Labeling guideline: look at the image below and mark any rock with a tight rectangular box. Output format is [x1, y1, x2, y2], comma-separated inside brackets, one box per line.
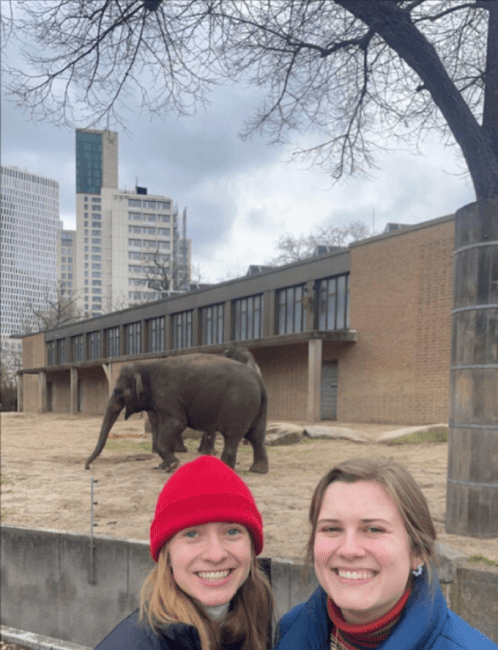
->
[266, 422, 306, 436]
[264, 423, 305, 446]
[265, 431, 303, 446]
[303, 425, 370, 443]
[377, 424, 448, 445]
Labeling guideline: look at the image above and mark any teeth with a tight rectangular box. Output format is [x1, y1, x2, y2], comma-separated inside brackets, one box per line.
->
[197, 570, 230, 579]
[337, 570, 375, 580]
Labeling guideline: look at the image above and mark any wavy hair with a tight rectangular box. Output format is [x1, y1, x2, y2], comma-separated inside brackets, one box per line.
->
[306, 457, 437, 584]
[139, 545, 274, 650]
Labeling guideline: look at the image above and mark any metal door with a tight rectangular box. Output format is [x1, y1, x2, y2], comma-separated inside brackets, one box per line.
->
[320, 361, 338, 420]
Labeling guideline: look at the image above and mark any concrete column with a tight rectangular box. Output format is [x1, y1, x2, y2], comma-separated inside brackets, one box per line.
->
[38, 371, 47, 413]
[307, 338, 322, 422]
[17, 374, 24, 412]
[446, 198, 498, 538]
[70, 367, 78, 415]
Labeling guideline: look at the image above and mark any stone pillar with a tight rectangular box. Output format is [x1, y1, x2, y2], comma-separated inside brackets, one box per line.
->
[17, 374, 24, 412]
[446, 199, 498, 538]
[38, 371, 47, 413]
[307, 338, 322, 422]
[70, 367, 78, 415]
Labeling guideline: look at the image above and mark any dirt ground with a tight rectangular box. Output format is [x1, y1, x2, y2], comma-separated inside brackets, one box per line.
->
[1, 412, 498, 565]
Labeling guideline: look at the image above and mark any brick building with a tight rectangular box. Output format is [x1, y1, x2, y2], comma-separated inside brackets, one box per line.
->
[17, 214, 454, 425]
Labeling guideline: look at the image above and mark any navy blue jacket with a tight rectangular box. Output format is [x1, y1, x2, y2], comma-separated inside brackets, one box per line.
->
[93, 609, 244, 650]
[274, 575, 497, 650]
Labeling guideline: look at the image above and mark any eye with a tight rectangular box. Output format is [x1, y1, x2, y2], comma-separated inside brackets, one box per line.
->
[183, 529, 199, 539]
[318, 524, 341, 534]
[366, 526, 385, 534]
[226, 526, 243, 537]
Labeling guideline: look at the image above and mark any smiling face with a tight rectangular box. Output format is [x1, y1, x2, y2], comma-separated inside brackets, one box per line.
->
[168, 521, 253, 607]
[313, 480, 421, 624]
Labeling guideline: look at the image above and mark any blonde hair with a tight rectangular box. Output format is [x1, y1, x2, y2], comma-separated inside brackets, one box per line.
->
[306, 458, 437, 583]
[139, 544, 273, 650]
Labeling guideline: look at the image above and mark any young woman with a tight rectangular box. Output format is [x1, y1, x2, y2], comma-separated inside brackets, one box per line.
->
[94, 455, 273, 650]
[274, 457, 497, 650]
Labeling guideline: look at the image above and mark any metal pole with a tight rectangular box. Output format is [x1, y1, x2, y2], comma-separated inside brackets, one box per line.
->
[89, 477, 98, 584]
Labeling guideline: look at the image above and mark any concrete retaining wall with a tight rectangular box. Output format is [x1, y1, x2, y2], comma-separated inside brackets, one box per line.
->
[2, 526, 498, 648]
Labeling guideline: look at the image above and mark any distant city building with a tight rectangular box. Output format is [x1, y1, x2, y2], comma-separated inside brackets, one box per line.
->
[74, 129, 190, 318]
[58, 230, 76, 298]
[0, 165, 61, 337]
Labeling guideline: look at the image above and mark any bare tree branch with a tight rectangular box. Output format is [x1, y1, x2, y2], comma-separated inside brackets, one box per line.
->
[270, 221, 371, 265]
[4, 0, 498, 197]
[21, 282, 84, 333]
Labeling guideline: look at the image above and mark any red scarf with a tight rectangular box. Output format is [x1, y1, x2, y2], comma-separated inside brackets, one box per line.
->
[327, 588, 411, 649]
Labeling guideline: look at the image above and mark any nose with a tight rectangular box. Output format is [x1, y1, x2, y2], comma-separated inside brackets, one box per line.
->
[202, 531, 229, 563]
[336, 530, 366, 559]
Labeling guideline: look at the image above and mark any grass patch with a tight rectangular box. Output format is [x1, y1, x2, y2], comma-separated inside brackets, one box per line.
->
[105, 439, 152, 453]
[387, 427, 448, 445]
[0, 475, 11, 485]
[468, 554, 497, 566]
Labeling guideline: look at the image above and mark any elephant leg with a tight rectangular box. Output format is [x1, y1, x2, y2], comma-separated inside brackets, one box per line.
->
[175, 431, 188, 453]
[245, 421, 269, 474]
[198, 431, 217, 455]
[148, 411, 159, 454]
[219, 433, 241, 470]
[155, 417, 185, 472]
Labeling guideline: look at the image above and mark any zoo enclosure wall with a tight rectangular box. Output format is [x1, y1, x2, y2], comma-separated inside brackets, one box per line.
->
[2, 525, 498, 648]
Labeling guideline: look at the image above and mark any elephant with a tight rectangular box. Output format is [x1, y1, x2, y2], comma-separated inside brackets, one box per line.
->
[193, 346, 263, 456]
[85, 351, 269, 473]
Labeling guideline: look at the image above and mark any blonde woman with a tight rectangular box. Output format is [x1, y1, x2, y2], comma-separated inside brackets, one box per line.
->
[94, 456, 273, 650]
[275, 458, 497, 650]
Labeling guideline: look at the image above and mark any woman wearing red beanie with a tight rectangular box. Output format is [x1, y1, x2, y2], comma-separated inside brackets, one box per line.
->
[93, 456, 273, 650]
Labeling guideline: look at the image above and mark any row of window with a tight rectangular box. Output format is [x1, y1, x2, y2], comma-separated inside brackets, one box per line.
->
[128, 199, 171, 210]
[128, 226, 171, 236]
[47, 274, 349, 364]
[129, 212, 171, 223]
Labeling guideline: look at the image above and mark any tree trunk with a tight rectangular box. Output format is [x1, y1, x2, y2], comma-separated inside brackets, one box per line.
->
[335, 0, 498, 200]
[446, 199, 498, 537]
[482, 2, 498, 157]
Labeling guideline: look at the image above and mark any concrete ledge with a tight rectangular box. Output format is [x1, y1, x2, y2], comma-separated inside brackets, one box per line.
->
[1, 625, 90, 650]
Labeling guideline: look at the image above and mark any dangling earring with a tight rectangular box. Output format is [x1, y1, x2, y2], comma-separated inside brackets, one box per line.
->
[412, 564, 423, 577]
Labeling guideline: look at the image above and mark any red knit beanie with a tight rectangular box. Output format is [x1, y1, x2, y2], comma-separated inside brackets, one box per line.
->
[150, 456, 264, 561]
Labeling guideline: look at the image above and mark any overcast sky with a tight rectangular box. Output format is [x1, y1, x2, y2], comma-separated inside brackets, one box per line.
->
[2, 26, 475, 283]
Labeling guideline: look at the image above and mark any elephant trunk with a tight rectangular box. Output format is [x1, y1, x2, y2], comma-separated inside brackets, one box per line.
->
[85, 398, 123, 469]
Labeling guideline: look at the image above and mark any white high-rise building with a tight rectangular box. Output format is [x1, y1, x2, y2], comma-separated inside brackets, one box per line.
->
[75, 129, 189, 318]
[0, 165, 61, 337]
